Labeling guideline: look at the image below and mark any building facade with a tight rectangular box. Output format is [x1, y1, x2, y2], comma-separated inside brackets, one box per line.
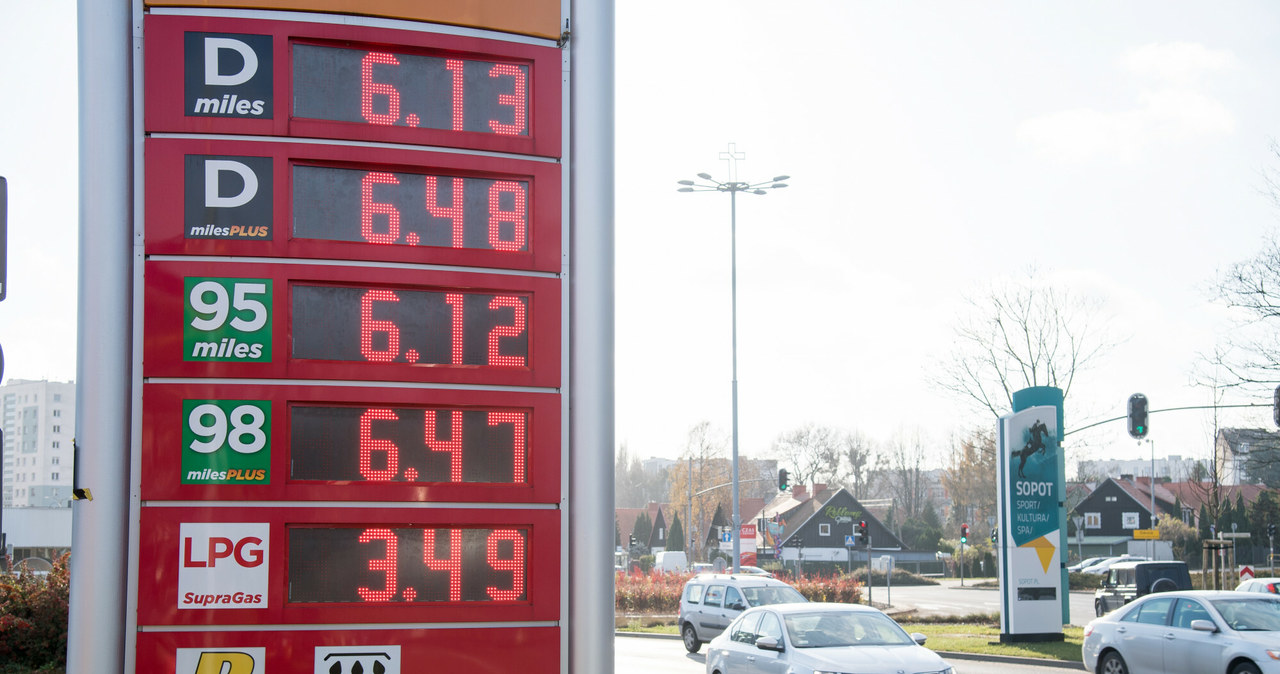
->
[2, 379, 76, 508]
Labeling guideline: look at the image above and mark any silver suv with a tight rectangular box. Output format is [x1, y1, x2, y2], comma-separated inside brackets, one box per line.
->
[678, 573, 806, 653]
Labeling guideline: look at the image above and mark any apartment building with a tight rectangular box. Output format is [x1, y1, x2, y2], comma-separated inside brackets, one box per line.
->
[2, 379, 75, 508]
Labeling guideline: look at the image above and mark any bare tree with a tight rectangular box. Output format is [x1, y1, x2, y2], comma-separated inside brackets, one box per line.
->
[844, 430, 875, 499]
[1211, 229, 1280, 390]
[936, 268, 1115, 419]
[666, 422, 732, 559]
[878, 429, 930, 522]
[940, 429, 997, 531]
[770, 424, 848, 487]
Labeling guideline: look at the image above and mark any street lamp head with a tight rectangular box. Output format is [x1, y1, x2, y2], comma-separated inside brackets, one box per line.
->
[677, 179, 695, 186]
[697, 172, 713, 180]
[752, 189, 767, 195]
[771, 183, 788, 189]
[677, 187, 695, 192]
[772, 175, 790, 182]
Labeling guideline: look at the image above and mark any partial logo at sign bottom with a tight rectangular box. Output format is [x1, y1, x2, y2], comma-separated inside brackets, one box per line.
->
[315, 645, 400, 674]
[176, 647, 264, 674]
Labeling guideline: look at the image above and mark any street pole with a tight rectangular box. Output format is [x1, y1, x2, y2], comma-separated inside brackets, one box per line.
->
[1150, 438, 1156, 559]
[678, 151, 790, 575]
[866, 532, 873, 606]
[959, 539, 965, 587]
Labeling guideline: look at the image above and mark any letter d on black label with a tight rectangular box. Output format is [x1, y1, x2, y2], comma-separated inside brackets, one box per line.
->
[184, 155, 273, 240]
[184, 32, 273, 118]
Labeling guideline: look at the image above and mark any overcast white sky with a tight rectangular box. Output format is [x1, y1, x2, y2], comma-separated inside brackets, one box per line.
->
[2, 2, 1278, 477]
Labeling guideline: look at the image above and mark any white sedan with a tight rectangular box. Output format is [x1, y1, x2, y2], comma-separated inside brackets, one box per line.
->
[1082, 590, 1280, 674]
[705, 602, 953, 674]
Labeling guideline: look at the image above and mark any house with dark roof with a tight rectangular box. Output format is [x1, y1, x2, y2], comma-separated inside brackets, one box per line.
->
[1072, 476, 1178, 558]
[745, 484, 947, 572]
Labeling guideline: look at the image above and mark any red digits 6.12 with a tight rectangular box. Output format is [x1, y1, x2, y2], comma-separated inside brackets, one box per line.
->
[358, 289, 527, 367]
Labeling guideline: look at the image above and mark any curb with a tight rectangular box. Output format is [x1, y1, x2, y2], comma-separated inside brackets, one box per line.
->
[614, 632, 1087, 670]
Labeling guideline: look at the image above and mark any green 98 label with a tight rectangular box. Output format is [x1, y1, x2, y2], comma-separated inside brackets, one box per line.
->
[181, 399, 271, 485]
[183, 277, 272, 362]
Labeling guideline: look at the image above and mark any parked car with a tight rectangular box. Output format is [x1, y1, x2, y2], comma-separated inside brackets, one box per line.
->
[1083, 590, 1280, 674]
[705, 602, 954, 674]
[679, 573, 807, 653]
[736, 565, 773, 577]
[1237, 577, 1280, 594]
[1094, 560, 1192, 616]
[1081, 554, 1149, 575]
[1068, 556, 1109, 573]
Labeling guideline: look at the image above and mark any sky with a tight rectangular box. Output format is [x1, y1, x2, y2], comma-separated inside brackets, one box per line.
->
[2, 1, 1280, 478]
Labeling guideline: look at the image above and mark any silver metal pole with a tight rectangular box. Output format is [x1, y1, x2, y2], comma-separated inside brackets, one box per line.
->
[730, 188, 741, 574]
[1151, 439, 1156, 559]
[569, 0, 615, 671]
[69, 1, 133, 671]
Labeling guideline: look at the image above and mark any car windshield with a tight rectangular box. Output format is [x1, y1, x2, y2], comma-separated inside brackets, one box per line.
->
[783, 611, 914, 648]
[1210, 597, 1280, 631]
[741, 586, 806, 606]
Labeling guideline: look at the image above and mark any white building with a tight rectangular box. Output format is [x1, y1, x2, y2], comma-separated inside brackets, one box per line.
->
[1076, 454, 1207, 483]
[2, 379, 76, 508]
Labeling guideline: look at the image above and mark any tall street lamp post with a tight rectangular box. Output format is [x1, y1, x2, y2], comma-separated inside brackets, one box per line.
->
[678, 143, 788, 572]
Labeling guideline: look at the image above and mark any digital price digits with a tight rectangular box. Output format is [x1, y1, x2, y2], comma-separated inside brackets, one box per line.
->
[288, 527, 527, 603]
[290, 405, 527, 484]
[292, 165, 528, 251]
[293, 45, 528, 135]
[291, 285, 528, 367]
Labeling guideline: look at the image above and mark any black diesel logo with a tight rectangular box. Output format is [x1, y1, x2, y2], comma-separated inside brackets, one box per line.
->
[184, 32, 273, 118]
[184, 155, 273, 240]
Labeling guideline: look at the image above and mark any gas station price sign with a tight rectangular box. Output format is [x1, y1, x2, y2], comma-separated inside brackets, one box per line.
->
[144, 138, 561, 271]
[144, 14, 561, 156]
[139, 383, 560, 503]
[143, 260, 560, 388]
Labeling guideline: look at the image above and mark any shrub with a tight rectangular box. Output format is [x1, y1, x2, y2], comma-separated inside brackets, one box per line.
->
[0, 553, 70, 671]
[615, 570, 688, 614]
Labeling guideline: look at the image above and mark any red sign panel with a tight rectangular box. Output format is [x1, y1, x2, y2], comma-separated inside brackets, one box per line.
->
[140, 383, 560, 503]
[136, 506, 559, 626]
[142, 260, 560, 387]
[144, 14, 561, 156]
[138, 624, 559, 674]
[144, 138, 561, 271]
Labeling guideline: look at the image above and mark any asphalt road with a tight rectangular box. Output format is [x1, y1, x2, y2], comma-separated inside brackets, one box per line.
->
[880, 578, 1098, 626]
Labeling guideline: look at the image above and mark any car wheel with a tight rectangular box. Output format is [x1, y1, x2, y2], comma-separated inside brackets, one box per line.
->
[1099, 651, 1128, 674]
[1230, 663, 1262, 674]
[681, 623, 701, 653]
[1095, 600, 1104, 617]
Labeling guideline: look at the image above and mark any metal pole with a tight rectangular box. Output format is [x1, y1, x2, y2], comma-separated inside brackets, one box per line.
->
[688, 457, 693, 559]
[69, 1, 133, 671]
[960, 540, 965, 586]
[866, 533, 873, 606]
[569, 0, 615, 670]
[1150, 439, 1156, 559]
[730, 188, 741, 574]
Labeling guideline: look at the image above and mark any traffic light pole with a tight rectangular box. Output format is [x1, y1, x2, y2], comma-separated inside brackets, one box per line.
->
[959, 539, 965, 587]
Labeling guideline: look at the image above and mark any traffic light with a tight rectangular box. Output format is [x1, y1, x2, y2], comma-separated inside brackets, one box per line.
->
[1270, 523, 1276, 539]
[990, 527, 998, 544]
[629, 534, 636, 547]
[1127, 393, 1149, 439]
[960, 523, 969, 545]
[856, 520, 868, 544]
[778, 468, 789, 491]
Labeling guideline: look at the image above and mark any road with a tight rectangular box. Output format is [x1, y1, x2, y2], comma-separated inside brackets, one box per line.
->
[614, 634, 1082, 674]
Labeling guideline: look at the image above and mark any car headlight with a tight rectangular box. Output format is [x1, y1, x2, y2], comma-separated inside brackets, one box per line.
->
[1267, 649, 1280, 660]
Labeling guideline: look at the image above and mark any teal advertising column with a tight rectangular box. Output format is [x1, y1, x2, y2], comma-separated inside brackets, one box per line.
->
[1011, 386, 1068, 628]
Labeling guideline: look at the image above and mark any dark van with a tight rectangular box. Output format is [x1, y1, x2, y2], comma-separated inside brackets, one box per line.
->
[1094, 560, 1192, 615]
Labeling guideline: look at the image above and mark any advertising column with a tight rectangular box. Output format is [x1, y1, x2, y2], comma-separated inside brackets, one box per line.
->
[996, 386, 1065, 642]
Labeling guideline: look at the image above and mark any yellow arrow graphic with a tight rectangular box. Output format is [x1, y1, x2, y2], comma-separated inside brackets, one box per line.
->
[1019, 535, 1057, 574]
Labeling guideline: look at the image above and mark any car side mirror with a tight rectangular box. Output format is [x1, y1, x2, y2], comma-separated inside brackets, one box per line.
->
[911, 632, 927, 646]
[727, 601, 745, 611]
[756, 636, 783, 652]
[1190, 620, 1218, 633]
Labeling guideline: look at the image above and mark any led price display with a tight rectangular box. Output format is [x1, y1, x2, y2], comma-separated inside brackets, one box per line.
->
[293, 44, 528, 135]
[290, 405, 527, 484]
[291, 285, 529, 366]
[293, 165, 528, 251]
[288, 527, 527, 603]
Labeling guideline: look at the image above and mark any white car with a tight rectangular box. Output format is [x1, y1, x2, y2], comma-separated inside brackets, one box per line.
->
[705, 602, 953, 674]
[1081, 555, 1149, 575]
[1083, 590, 1280, 674]
[1069, 556, 1109, 573]
[1237, 578, 1280, 594]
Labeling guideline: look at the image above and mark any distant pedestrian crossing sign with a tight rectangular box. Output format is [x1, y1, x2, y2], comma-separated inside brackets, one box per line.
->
[844, 535, 856, 546]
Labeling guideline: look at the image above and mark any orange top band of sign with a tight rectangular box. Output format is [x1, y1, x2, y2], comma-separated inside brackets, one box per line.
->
[145, 0, 562, 39]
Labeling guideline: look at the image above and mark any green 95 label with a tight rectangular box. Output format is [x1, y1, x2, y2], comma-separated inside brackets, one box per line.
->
[183, 277, 272, 362]
[181, 400, 271, 484]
